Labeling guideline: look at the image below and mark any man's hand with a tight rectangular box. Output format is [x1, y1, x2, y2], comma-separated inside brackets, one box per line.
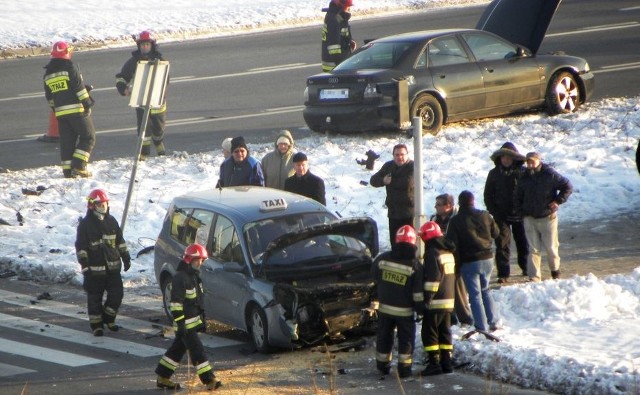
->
[383, 174, 392, 185]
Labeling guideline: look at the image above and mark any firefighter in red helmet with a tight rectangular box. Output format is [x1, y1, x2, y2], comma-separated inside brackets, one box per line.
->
[419, 221, 457, 376]
[321, 0, 357, 72]
[43, 41, 96, 178]
[371, 225, 424, 378]
[115, 30, 169, 160]
[75, 188, 131, 336]
[155, 244, 222, 391]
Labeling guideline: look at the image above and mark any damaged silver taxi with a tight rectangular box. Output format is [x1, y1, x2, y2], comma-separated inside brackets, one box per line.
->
[154, 186, 379, 352]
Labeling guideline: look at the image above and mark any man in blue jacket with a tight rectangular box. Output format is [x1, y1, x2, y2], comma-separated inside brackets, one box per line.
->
[516, 152, 573, 282]
[217, 136, 265, 188]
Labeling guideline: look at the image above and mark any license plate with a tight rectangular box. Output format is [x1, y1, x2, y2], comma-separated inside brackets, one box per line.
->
[319, 88, 349, 100]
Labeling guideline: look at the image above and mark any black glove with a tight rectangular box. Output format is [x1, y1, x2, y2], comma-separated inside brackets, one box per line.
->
[122, 257, 131, 272]
[175, 321, 186, 337]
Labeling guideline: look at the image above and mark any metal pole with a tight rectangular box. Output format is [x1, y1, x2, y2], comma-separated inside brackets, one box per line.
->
[121, 59, 160, 233]
[412, 116, 425, 258]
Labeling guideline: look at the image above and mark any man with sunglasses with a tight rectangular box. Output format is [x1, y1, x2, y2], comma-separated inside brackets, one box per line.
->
[217, 136, 264, 188]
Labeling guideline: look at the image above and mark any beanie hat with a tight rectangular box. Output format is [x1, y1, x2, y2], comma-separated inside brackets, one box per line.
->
[292, 152, 308, 163]
[276, 136, 290, 145]
[490, 141, 526, 162]
[230, 136, 247, 152]
[526, 151, 541, 161]
[458, 190, 475, 207]
[221, 137, 232, 152]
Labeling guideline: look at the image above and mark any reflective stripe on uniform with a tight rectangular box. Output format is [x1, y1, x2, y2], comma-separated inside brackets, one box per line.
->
[428, 298, 454, 310]
[378, 303, 413, 317]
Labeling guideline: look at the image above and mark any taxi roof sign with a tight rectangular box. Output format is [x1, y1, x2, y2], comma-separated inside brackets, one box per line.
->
[260, 198, 288, 212]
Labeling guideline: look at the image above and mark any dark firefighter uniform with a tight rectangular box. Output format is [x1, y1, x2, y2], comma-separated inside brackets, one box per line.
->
[421, 237, 456, 375]
[75, 209, 130, 334]
[321, 1, 354, 72]
[155, 260, 214, 385]
[371, 244, 424, 377]
[43, 58, 96, 178]
[115, 36, 168, 158]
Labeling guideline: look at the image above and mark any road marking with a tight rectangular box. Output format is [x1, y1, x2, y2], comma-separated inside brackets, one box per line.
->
[0, 312, 166, 357]
[0, 289, 243, 349]
[594, 62, 640, 74]
[0, 339, 105, 368]
[547, 22, 639, 37]
[0, 361, 37, 377]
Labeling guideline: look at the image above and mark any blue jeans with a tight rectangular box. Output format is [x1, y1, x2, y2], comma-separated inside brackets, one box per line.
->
[460, 259, 500, 332]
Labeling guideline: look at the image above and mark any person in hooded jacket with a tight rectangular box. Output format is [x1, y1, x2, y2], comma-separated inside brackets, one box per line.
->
[217, 136, 265, 187]
[484, 142, 530, 283]
[419, 221, 457, 376]
[43, 41, 96, 178]
[75, 189, 131, 336]
[155, 244, 222, 391]
[115, 30, 168, 160]
[261, 130, 296, 189]
[371, 225, 424, 378]
[321, 0, 357, 72]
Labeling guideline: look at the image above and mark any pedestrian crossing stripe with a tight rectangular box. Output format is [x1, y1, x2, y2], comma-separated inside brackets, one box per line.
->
[1, 339, 105, 368]
[0, 313, 166, 357]
[0, 289, 243, 349]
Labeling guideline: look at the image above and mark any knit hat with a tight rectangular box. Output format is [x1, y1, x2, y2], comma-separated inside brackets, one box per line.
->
[276, 136, 290, 145]
[458, 190, 475, 207]
[230, 136, 247, 152]
[221, 137, 232, 152]
[526, 151, 541, 161]
[490, 141, 526, 162]
[292, 152, 308, 163]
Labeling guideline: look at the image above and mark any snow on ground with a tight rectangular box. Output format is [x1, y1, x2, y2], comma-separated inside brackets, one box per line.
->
[1, 1, 640, 394]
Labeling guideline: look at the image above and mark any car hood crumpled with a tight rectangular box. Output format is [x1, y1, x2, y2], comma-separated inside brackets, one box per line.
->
[261, 217, 378, 263]
[476, 0, 562, 55]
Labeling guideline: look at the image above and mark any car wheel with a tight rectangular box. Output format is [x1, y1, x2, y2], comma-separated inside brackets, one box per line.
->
[249, 305, 272, 353]
[161, 276, 173, 323]
[411, 94, 443, 135]
[546, 71, 581, 115]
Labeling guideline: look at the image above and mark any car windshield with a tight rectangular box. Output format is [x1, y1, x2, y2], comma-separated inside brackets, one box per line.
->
[262, 234, 371, 268]
[334, 41, 415, 71]
[243, 212, 335, 263]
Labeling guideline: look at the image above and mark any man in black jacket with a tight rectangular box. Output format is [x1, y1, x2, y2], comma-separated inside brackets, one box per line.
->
[43, 41, 96, 178]
[115, 30, 168, 160]
[370, 144, 414, 247]
[446, 191, 500, 333]
[284, 152, 326, 205]
[484, 142, 529, 283]
[371, 225, 423, 378]
[155, 244, 222, 391]
[75, 189, 131, 336]
[516, 152, 573, 281]
[321, 0, 356, 72]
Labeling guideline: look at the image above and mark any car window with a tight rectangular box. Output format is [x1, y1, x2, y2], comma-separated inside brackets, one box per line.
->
[335, 42, 414, 70]
[461, 32, 517, 61]
[169, 206, 193, 242]
[185, 209, 214, 247]
[427, 36, 470, 67]
[211, 214, 243, 263]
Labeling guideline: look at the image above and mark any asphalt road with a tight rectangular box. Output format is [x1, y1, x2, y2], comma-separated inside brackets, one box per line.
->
[0, 0, 639, 171]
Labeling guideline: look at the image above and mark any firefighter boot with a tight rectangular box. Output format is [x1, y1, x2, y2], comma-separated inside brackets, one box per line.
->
[154, 141, 166, 156]
[71, 157, 91, 178]
[440, 350, 453, 374]
[397, 363, 412, 378]
[205, 379, 222, 391]
[376, 361, 390, 375]
[157, 376, 181, 390]
[107, 323, 120, 332]
[420, 352, 443, 376]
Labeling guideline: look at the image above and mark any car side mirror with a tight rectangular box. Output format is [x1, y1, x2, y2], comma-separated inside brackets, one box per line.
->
[223, 261, 245, 274]
[516, 46, 531, 58]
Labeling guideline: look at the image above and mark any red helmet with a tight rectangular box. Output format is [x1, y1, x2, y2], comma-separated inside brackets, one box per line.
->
[136, 30, 156, 44]
[183, 243, 208, 263]
[420, 221, 443, 242]
[395, 225, 418, 246]
[51, 41, 72, 60]
[87, 188, 109, 210]
[333, 0, 353, 8]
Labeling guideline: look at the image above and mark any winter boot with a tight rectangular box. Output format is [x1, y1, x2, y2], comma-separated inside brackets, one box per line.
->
[157, 376, 181, 390]
[205, 379, 222, 391]
[551, 270, 561, 279]
[397, 363, 412, 378]
[421, 352, 442, 376]
[440, 350, 453, 374]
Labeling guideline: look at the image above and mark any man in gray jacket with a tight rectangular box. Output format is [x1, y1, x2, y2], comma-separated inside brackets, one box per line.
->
[261, 130, 295, 190]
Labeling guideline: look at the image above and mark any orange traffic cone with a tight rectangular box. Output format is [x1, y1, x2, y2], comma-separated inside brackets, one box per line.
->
[37, 111, 59, 142]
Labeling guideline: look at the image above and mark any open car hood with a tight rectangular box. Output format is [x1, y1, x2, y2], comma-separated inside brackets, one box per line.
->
[261, 217, 378, 263]
[476, 0, 562, 55]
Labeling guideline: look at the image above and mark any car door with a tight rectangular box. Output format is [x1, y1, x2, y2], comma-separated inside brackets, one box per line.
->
[424, 35, 485, 117]
[200, 213, 250, 329]
[461, 32, 541, 109]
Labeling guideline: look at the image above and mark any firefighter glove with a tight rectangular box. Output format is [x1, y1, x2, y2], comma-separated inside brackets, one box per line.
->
[122, 257, 131, 272]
